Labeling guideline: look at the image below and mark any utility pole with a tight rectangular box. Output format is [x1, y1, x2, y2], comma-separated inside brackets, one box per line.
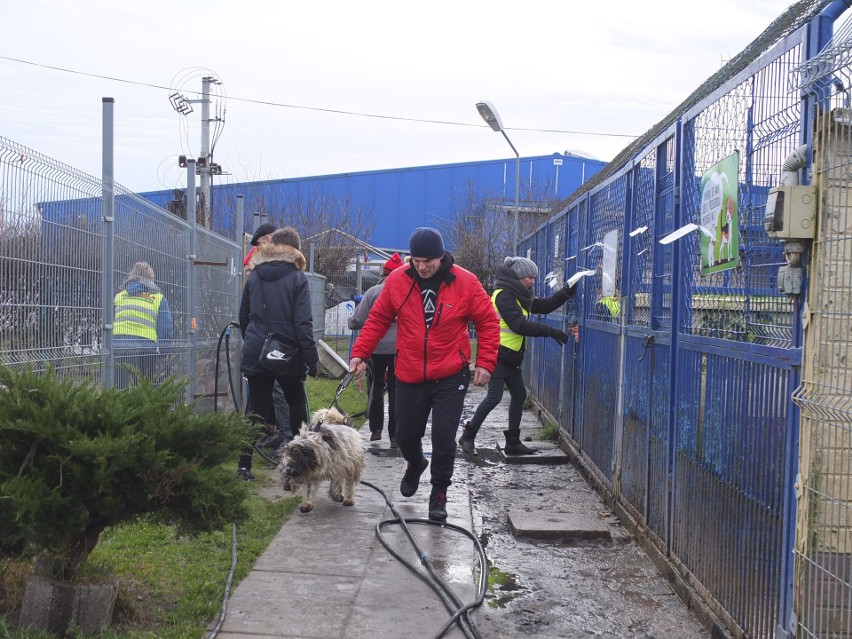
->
[169, 74, 224, 230]
[200, 76, 213, 228]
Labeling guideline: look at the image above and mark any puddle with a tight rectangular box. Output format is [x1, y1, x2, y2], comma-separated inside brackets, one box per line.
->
[427, 556, 476, 585]
[460, 449, 502, 467]
[485, 565, 528, 609]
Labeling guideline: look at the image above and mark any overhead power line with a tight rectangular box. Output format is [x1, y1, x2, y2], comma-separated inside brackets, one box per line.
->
[0, 54, 637, 139]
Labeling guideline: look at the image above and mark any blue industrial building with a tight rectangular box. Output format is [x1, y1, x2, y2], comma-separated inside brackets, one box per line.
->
[138, 153, 607, 251]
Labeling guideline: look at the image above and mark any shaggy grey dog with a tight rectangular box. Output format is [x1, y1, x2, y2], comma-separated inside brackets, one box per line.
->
[278, 407, 366, 513]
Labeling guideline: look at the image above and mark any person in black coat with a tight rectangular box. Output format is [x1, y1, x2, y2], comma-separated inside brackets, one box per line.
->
[237, 227, 318, 480]
[459, 256, 575, 456]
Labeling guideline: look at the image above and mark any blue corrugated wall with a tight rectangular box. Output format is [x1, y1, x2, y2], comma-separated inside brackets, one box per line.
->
[138, 154, 606, 250]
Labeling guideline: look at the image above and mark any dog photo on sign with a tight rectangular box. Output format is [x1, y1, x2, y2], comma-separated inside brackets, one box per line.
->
[278, 407, 366, 513]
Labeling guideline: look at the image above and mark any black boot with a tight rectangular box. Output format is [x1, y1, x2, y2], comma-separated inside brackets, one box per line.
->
[503, 429, 537, 455]
[458, 421, 479, 455]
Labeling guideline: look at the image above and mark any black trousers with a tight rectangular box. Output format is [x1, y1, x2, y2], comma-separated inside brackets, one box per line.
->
[368, 353, 397, 438]
[394, 367, 470, 493]
[239, 374, 308, 470]
[468, 359, 527, 434]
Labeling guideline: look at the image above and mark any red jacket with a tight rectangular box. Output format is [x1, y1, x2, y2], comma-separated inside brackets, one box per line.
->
[243, 246, 258, 268]
[351, 257, 499, 384]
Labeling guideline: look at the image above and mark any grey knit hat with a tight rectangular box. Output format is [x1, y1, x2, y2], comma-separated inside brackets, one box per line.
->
[505, 256, 538, 279]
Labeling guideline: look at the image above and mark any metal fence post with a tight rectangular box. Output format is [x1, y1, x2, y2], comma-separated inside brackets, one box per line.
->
[186, 160, 197, 404]
[354, 253, 361, 293]
[251, 210, 266, 235]
[234, 194, 245, 412]
[236, 194, 244, 290]
[101, 98, 115, 389]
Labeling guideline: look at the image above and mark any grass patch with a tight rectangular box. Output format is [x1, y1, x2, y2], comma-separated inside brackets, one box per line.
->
[1, 473, 297, 639]
[305, 375, 368, 427]
[0, 377, 363, 638]
[538, 420, 559, 442]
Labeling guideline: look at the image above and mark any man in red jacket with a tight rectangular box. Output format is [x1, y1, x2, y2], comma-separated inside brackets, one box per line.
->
[349, 227, 499, 522]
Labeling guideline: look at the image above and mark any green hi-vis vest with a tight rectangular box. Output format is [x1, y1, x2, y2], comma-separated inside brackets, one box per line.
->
[114, 290, 164, 341]
[492, 288, 527, 352]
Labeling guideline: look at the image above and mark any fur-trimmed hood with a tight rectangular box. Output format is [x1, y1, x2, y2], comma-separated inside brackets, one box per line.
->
[248, 242, 306, 272]
[239, 239, 317, 378]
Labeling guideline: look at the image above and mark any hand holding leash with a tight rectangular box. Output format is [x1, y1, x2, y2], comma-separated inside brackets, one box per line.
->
[349, 357, 368, 374]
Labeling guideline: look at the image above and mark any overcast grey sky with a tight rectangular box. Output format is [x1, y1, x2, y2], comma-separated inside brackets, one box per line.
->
[2, 0, 795, 193]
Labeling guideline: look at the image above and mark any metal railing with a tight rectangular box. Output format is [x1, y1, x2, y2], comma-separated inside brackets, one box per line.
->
[0, 135, 242, 410]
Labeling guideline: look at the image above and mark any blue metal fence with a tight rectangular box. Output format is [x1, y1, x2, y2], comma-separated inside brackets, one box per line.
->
[523, 2, 842, 636]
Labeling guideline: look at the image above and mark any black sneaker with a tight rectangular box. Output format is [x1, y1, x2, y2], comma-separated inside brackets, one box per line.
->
[370, 431, 382, 441]
[399, 456, 428, 497]
[428, 491, 447, 522]
[389, 438, 398, 449]
[237, 467, 255, 481]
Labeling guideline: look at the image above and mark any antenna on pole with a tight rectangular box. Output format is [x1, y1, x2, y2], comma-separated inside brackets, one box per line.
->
[168, 73, 225, 229]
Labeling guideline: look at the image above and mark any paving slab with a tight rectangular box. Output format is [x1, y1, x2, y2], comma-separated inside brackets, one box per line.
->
[507, 510, 611, 541]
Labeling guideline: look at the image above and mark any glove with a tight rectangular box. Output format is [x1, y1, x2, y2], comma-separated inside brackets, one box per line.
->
[549, 327, 570, 346]
[558, 283, 576, 302]
[306, 363, 318, 378]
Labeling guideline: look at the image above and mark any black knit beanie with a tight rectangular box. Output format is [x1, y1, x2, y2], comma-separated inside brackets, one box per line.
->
[409, 227, 445, 259]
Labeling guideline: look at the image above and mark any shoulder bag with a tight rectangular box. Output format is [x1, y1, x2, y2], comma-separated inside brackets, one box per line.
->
[257, 278, 298, 375]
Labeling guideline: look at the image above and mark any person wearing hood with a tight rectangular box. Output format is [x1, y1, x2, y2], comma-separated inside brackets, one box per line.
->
[244, 222, 294, 451]
[347, 251, 405, 447]
[349, 227, 499, 523]
[459, 256, 576, 456]
[237, 227, 318, 481]
[113, 261, 174, 387]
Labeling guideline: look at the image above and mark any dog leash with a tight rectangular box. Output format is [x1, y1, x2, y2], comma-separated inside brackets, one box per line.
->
[309, 372, 365, 432]
[332, 372, 355, 408]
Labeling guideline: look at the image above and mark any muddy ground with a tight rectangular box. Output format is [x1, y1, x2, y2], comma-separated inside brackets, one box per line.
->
[449, 395, 712, 639]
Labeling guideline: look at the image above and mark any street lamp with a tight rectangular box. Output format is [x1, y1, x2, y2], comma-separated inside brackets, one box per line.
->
[476, 100, 520, 251]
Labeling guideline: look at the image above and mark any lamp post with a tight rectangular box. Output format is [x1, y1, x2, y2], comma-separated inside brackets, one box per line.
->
[476, 100, 520, 252]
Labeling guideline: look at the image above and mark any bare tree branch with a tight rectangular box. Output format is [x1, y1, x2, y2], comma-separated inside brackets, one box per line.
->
[440, 178, 560, 290]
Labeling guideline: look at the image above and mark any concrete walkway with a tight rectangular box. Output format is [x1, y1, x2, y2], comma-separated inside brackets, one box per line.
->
[209, 382, 713, 639]
[211, 417, 483, 638]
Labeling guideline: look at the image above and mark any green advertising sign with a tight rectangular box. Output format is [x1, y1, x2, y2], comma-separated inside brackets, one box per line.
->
[700, 151, 740, 275]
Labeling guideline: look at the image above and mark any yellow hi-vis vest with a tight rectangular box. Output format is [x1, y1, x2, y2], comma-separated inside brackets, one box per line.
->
[599, 295, 621, 318]
[114, 290, 163, 341]
[492, 288, 527, 352]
